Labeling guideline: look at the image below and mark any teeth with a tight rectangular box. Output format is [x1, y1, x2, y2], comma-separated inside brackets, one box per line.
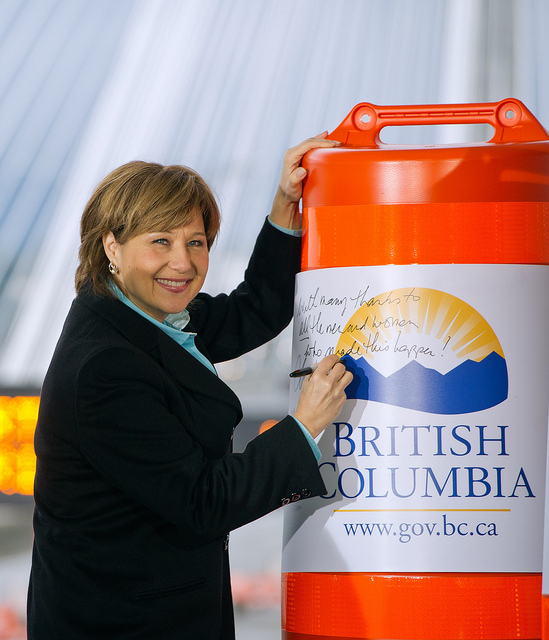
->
[158, 279, 187, 287]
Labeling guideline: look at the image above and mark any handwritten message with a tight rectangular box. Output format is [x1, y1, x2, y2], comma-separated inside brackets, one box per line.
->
[293, 281, 450, 379]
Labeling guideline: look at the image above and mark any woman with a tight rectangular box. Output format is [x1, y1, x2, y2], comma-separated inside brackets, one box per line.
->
[27, 135, 352, 639]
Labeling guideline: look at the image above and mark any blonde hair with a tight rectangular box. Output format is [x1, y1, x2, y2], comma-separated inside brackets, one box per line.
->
[75, 161, 220, 297]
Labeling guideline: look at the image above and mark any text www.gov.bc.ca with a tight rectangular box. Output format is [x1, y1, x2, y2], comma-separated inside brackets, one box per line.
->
[343, 514, 498, 543]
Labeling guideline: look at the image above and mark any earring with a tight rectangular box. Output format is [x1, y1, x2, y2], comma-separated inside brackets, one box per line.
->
[108, 262, 119, 275]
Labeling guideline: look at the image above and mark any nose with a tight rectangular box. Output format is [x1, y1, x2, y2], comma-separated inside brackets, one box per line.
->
[168, 243, 193, 272]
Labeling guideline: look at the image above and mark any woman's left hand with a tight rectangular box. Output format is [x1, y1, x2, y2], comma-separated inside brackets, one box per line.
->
[269, 132, 341, 230]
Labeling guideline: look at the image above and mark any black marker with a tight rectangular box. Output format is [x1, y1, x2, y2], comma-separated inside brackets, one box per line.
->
[289, 365, 318, 378]
[289, 357, 346, 378]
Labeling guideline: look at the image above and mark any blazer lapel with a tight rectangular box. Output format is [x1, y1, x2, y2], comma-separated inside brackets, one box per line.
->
[155, 330, 242, 414]
[78, 292, 242, 417]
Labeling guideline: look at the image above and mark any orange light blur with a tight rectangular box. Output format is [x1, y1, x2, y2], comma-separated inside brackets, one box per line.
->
[259, 419, 278, 435]
[0, 396, 39, 495]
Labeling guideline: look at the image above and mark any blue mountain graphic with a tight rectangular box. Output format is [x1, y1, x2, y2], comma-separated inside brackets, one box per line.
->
[342, 351, 508, 414]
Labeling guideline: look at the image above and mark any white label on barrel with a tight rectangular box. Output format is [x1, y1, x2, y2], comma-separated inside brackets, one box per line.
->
[283, 264, 549, 573]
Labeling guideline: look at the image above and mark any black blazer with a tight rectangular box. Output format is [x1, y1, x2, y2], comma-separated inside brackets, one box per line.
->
[27, 221, 326, 639]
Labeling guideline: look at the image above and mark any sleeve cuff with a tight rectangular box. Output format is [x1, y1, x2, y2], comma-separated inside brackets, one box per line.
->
[291, 416, 321, 461]
[267, 217, 303, 237]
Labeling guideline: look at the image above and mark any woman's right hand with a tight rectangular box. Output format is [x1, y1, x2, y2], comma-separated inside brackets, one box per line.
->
[293, 354, 353, 439]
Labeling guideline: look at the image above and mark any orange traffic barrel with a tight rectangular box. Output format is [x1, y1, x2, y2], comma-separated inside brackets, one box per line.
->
[283, 99, 549, 640]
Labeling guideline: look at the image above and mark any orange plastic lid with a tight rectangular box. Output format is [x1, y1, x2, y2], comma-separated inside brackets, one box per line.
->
[301, 99, 549, 267]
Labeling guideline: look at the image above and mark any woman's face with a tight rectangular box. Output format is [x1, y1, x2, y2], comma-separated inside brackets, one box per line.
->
[103, 215, 209, 322]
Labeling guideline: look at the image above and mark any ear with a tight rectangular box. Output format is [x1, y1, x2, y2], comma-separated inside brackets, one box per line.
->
[102, 231, 119, 264]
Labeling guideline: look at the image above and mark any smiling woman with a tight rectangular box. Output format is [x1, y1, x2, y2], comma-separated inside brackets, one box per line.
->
[27, 136, 352, 640]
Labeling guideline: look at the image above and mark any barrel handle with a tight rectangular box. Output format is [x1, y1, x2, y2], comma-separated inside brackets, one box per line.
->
[327, 98, 549, 146]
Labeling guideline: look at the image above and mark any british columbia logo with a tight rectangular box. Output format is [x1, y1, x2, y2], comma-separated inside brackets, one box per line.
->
[335, 288, 508, 414]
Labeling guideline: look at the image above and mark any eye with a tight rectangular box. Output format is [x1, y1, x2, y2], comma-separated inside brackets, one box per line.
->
[152, 237, 170, 246]
[188, 238, 206, 247]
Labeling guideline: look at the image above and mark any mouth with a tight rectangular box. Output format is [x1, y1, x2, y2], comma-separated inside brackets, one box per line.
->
[155, 278, 192, 292]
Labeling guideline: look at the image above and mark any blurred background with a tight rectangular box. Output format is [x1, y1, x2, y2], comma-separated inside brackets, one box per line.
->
[0, 0, 548, 637]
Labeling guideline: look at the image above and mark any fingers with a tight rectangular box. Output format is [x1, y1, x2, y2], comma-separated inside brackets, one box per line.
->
[281, 135, 341, 189]
[315, 361, 353, 403]
[293, 353, 356, 438]
[285, 133, 341, 165]
[335, 368, 354, 394]
[297, 353, 351, 400]
[287, 166, 307, 190]
[277, 133, 341, 201]
[312, 354, 348, 378]
[270, 133, 341, 230]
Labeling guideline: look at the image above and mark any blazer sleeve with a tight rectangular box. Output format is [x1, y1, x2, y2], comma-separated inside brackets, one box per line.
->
[189, 218, 301, 363]
[75, 346, 326, 544]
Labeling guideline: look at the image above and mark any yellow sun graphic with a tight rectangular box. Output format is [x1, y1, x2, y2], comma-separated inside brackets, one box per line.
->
[335, 288, 504, 376]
